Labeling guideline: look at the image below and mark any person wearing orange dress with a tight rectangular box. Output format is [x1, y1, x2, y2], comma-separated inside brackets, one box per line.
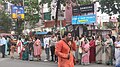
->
[55, 31, 77, 67]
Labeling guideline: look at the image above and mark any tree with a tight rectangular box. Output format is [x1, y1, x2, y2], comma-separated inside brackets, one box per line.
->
[7, 0, 40, 31]
[77, 0, 92, 5]
[0, 11, 12, 32]
[99, 0, 120, 15]
[105, 22, 116, 29]
[0, 1, 12, 32]
[23, 0, 40, 28]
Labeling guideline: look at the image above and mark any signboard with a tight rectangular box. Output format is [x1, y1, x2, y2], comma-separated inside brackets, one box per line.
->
[80, 4, 94, 13]
[72, 6, 79, 16]
[72, 4, 94, 15]
[11, 5, 24, 19]
[72, 14, 96, 24]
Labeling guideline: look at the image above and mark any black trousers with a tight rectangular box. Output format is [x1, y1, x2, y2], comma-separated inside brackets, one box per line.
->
[8, 44, 11, 55]
[50, 45, 55, 61]
[1, 45, 5, 58]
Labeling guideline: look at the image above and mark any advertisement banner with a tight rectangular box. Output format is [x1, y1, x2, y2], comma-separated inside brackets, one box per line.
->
[72, 14, 96, 24]
[11, 5, 24, 19]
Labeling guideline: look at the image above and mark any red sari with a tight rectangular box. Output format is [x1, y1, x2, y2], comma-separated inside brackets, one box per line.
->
[89, 40, 96, 63]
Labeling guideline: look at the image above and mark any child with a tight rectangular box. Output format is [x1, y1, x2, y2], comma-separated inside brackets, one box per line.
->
[10, 44, 15, 59]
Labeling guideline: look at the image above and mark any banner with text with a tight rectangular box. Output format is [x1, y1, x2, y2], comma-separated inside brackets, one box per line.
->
[72, 14, 96, 24]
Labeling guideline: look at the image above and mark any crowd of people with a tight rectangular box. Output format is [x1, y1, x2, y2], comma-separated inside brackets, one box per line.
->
[0, 34, 59, 62]
[0, 32, 120, 67]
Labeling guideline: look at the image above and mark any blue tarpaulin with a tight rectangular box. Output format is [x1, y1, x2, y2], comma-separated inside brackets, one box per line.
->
[35, 32, 48, 35]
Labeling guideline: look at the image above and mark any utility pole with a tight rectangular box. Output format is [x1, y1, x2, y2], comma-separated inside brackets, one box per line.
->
[17, 0, 24, 36]
[55, 0, 60, 31]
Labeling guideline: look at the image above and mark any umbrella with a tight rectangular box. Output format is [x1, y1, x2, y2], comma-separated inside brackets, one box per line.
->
[0, 33, 12, 36]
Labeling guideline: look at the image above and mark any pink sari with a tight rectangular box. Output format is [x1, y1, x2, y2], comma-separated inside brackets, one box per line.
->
[81, 42, 90, 64]
[33, 39, 42, 56]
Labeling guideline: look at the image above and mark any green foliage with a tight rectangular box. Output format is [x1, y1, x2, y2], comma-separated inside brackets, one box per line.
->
[24, 0, 40, 28]
[105, 22, 116, 29]
[0, 10, 12, 32]
[77, 0, 92, 5]
[0, 0, 2, 3]
[8, 0, 40, 28]
[9, 0, 22, 5]
[99, 0, 120, 15]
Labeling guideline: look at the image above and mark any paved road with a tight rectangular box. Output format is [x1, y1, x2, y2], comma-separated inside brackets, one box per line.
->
[0, 57, 114, 67]
[0, 50, 114, 67]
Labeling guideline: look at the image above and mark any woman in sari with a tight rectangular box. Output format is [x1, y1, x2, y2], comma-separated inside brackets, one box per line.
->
[33, 37, 42, 61]
[16, 38, 23, 59]
[89, 37, 96, 63]
[95, 35, 103, 64]
[104, 34, 113, 65]
[81, 38, 90, 65]
[115, 35, 120, 67]
[28, 38, 34, 61]
[75, 36, 82, 64]
[22, 38, 29, 60]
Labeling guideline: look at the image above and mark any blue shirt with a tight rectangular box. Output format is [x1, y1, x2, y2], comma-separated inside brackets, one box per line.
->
[0, 38, 2, 45]
[0, 37, 6, 45]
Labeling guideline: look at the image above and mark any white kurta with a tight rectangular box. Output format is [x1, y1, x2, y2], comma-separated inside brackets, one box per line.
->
[115, 41, 120, 65]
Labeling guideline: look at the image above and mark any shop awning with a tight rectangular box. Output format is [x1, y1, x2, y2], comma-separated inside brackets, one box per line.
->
[35, 32, 48, 35]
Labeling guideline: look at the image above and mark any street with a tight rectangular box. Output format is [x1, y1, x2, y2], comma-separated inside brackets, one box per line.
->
[0, 50, 115, 67]
[0, 57, 114, 67]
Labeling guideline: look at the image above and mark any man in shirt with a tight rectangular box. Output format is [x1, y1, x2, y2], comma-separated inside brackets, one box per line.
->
[44, 35, 50, 61]
[0, 36, 6, 58]
[50, 34, 57, 62]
